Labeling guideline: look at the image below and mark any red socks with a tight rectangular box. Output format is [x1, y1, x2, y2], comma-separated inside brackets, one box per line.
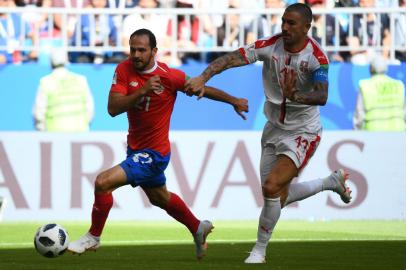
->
[88, 192, 199, 236]
[165, 192, 200, 234]
[89, 192, 113, 237]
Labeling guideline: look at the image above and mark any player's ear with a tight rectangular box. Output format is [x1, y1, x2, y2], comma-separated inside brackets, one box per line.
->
[304, 21, 311, 34]
[152, 47, 158, 57]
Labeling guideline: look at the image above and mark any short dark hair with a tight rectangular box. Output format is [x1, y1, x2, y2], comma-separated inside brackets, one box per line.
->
[129, 28, 157, 49]
[285, 3, 313, 24]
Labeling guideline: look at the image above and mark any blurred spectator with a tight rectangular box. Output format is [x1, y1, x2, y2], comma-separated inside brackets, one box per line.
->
[306, 0, 347, 62]
[217, 1, 247, 49]
[158, 0, 176, 7]
[33, 48, 95, 132]
[107, 0, 139, 8]
[353, 55, 406, 131]
[246, 0, 285, 44]
[106, 0, 139, 35]
[32, 0, 61, 38]
[52, 0, 91, 38]
[347, 0, 391, 64]
[122, 0, 172, 63]
[0, 0, 37, 64]
[167, 0, 200, 63]
[69, 0, 119, 63]
[196, 0, 228, 33]
[21, 0, 64, 65]
[375, 0, 398, 6]
[394, 0, 406, 61]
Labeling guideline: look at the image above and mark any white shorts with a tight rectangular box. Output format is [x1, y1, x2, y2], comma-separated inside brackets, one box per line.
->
[260, 122, 321, 184]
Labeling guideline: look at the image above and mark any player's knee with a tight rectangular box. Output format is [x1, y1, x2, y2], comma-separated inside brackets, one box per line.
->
[262, 181, 282, 197]
[94, 173, 111, 193]
[146, 191, 169, 209]
[148, 196, 166, 209]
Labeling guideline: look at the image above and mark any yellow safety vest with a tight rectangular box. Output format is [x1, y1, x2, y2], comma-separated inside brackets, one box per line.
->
[41, 69, 91, 132]
[359, 74, 405, 131]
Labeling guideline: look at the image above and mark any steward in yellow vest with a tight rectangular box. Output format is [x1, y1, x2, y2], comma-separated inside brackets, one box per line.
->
[353, 56, 405, 131]
[33, 49, 94, 132]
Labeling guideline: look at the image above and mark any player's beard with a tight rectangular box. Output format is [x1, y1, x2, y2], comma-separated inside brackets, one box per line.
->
[133, 53, 154, 72]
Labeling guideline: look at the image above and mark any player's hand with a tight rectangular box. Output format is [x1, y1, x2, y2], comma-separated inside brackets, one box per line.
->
[233, 98, 249, 120]
[280, 69, 298, 100]
[143, 75, 162, 94]
[184, 76, 206, 100]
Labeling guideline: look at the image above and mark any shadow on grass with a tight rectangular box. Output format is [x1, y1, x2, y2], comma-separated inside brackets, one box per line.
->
[1, 241, 405, 270]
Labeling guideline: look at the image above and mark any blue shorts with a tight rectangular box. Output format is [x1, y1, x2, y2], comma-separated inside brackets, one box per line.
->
[120, 148, 170, 188]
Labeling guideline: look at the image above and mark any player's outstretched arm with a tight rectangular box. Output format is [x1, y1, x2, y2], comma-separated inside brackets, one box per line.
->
[108, 75, 161, 116]
[199, 86, 249, 120]
[184, 50, 248, 99]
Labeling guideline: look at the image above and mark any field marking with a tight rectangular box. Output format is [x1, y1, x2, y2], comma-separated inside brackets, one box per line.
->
[2, 238, 405, 249]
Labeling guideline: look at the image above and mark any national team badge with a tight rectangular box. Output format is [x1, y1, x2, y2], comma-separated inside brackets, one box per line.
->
[154, 85, 164, 95]
[299, 61, 309, 73]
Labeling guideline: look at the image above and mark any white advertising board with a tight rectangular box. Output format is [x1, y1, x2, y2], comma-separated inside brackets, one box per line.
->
[0, 131, 405, 221]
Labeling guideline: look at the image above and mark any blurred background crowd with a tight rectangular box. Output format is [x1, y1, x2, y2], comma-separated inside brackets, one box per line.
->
[1, 0, 406, 66]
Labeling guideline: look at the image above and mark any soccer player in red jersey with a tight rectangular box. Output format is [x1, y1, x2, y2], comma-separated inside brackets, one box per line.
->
[68, 28, 248, 260]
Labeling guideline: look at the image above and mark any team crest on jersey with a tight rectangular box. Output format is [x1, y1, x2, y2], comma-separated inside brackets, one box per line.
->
[129, 81, 139, 87]
[154, 85, 164, 95]
[299, 61, 309, 73]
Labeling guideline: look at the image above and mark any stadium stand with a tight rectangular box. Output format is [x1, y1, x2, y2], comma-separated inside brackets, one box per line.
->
[0, 0, 405, 65]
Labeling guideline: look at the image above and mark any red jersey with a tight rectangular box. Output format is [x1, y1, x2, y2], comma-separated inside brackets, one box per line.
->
[110, 60, 187, 156]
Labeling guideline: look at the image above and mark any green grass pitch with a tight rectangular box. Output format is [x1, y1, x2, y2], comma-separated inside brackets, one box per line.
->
[1, 220, 405, 270]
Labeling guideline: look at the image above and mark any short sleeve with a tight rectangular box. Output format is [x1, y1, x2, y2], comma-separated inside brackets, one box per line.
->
[110, 64, 128, 94]
[239, 43, 258, 64]
[239, 35, 280, 63]
[170, 68, 187, 92]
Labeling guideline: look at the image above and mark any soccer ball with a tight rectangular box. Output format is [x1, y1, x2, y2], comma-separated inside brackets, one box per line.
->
[34, 223, 69, 258]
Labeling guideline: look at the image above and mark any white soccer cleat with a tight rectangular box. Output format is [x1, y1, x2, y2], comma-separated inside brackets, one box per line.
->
[68, 232, 100, 254]
[330, 169, 352, 204]
[244, 250, 266, 264]
[193, 220, 214, 260]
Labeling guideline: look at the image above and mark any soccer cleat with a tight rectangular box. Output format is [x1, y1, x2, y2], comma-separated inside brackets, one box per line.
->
[68, 232, 100, 254]
[244, 250, 266, 264]
[330, 169, 352, 204]
[193, 220, 214, 260]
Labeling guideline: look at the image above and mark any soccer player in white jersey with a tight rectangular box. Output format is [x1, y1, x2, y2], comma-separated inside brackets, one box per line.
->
[185, 3, 353, 264]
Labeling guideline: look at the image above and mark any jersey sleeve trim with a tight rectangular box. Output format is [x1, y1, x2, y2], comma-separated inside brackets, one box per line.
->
[254, 34, 281, 49]
[309, 38, 329, 65]
[238, 48, 250, 64]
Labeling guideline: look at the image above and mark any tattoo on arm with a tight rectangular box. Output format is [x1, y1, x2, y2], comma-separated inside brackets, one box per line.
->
[201, 50, 247, 82]
[293, 82, 328, 105]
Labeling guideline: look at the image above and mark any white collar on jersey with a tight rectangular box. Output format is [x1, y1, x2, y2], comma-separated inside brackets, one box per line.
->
[140, 61, 158, 74]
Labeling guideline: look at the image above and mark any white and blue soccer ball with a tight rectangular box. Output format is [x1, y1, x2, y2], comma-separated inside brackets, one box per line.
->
[34, 223, 70, 258]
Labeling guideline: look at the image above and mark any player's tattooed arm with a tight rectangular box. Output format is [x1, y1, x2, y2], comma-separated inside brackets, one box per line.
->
[184, 50, 247, 99]
[292, 81, 328, 105]
[200, 50, 248, 82]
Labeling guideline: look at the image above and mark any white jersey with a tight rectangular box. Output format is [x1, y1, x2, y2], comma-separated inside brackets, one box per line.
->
[239, 34, 329, 132]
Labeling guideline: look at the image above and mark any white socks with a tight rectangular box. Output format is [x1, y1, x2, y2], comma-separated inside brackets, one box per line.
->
[253, 197, 281, 256]
[284, 178, 326, 206]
